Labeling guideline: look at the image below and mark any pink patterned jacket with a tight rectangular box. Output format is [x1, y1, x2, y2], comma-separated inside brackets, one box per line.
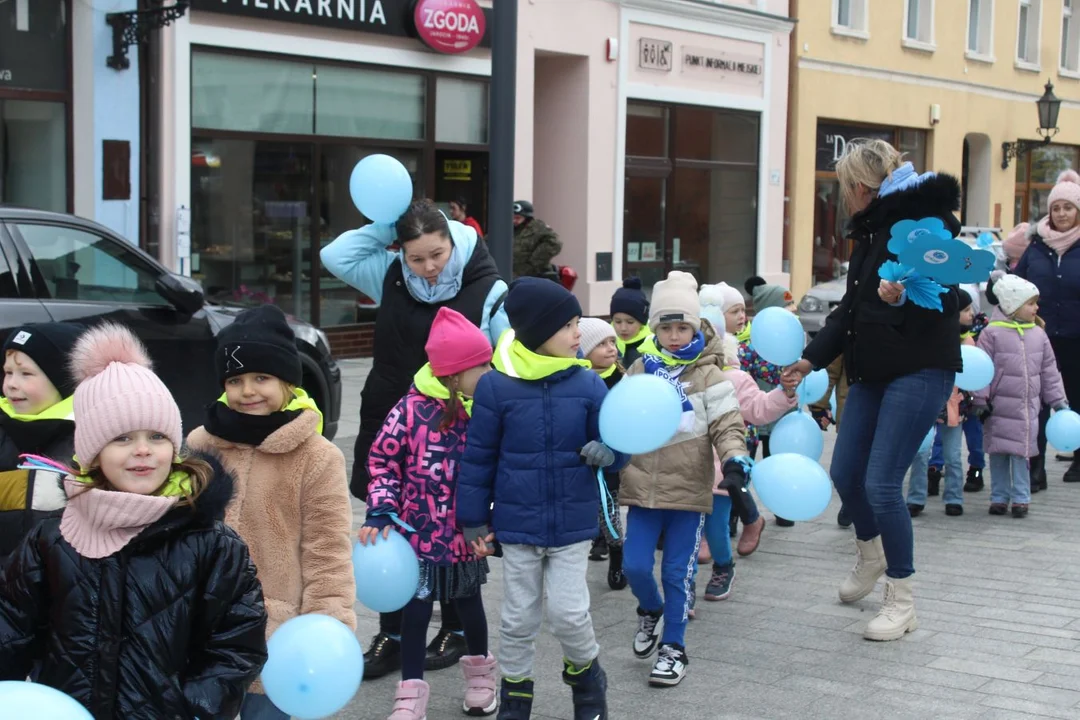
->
[366, 387, 476, 566]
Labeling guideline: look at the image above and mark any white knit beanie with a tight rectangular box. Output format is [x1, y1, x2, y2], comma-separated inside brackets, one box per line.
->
[579, 317, 616, 358]
[994, 274, 1040, 317]
[699, 282, 745, 313]
[649, 271, 701, 331]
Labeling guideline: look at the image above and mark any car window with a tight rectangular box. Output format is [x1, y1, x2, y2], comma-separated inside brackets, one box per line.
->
[0, 227, 18, 299]
[12, 223, 166, 305]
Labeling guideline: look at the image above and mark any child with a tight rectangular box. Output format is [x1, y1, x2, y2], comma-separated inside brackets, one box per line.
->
[456, 277, 628, 720]
[0, 323, 82, 558]
[620, 271, 749, 687]
[578, 317, 627, 590]
[610, 276, 650, 367]
[907, 289, 980, 517]
[0, 323, 267, 717]
[186, 305, 355, 719]
[740, 276, 800, 527]
[360, 307, 497, 720]
[973, 275, 1067, 518]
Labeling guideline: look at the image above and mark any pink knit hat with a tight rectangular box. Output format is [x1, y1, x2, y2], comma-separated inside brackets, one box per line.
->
[1003, 222, 1031, 263]
[70, 323, 182, 467]
[425, 307, 493, 377]
[1048, 170, 1080, 213]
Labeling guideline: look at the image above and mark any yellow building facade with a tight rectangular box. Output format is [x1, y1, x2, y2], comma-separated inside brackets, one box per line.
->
[788, 0, 1080, 296]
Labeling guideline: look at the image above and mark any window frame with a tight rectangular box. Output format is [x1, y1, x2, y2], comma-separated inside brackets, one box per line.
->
[1061, 0, 1080, 75]
[1016, 0, 1043, 71]
[902, 0, 937, 52]
[831, 0, 869, 40]
[966, 0, 996, 62]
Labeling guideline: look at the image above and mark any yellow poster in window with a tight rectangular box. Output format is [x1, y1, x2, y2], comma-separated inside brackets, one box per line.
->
[443, 159, 472, 181]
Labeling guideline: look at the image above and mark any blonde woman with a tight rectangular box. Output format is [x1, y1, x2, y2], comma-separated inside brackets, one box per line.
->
[784, 139, 961, 642]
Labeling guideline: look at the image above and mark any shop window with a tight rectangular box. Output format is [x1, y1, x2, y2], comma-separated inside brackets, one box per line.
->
[316, 65, 425, 141]
[0, 100, 66, 212]
[0, 0, 67, 93]
[673, 108, 759, 164]
[435, 77, 488, 145]
[897, 129, 928, 173]
[14, 223, 166, 305]
[833, 0, 869, 37]
[192, 53, 314, 135]
[626, 103, 668, 158]
[904, 0, 935, 48]
[1017, 0, 1042, 67]
[967, 0, 994, 58]
[318, 146, 422, 326]
[1062, 0, 1080, 71]
[1015, 144, 1080, 222]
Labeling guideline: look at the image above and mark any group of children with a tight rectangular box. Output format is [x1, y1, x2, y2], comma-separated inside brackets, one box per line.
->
[358, 269, 812, 720]
[0, 305, 356, 719]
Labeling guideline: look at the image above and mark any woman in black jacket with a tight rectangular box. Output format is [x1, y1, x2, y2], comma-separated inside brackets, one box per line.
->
[786, 140, 960, 643]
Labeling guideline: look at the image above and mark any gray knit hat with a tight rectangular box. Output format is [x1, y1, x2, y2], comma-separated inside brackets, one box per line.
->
[745, 276, 793, 312]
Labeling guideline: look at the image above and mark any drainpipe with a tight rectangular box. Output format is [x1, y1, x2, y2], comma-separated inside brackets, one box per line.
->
[783, 0, 799, 285]
[487, 0, 518, 279]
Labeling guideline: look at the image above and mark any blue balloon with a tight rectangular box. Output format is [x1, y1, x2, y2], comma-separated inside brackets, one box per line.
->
[262, 614, 363, 720]
[752, 453, 833, 522]
[830, 388, 837, 418]
[797, 368, 829, 405]
[599, 374, 683, 454]
[353, 532, 419, 613]
[349, 154, 414, 224]
[0, 682, 92, 719]
[976, 232, 995, 249]
[769, 411, 825, 461]
[956, 345, 994, 391]
[1047, 409, 1080, 452]
[749, 307, 804, 367]
[918, 427, 935, 454]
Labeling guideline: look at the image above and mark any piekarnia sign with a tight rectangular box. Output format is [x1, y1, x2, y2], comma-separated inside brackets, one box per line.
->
[189, 0, 491, 51]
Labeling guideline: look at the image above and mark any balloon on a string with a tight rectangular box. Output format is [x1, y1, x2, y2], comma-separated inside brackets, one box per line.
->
[349, 154, 413, 225]
[749, 307, 804, 367]
[1047, 409, 1080, 452]
[599, 374, 683, 454]
[955, 345, 994, 392]
[769, 412, 825, 461]
[0, 682, 93, 720]
[752, 454, 833, 522]
[353, 532, 419, 613]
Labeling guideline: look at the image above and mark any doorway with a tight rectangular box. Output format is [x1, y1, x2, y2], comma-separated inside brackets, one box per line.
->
[435, 149, 489, 236]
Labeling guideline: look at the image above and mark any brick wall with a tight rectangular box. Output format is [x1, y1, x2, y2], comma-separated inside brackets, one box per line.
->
[326, 324, 375, 359]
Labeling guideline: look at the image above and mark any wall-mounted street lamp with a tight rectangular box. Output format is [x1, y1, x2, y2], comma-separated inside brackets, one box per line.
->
[1002, 80, 1062, 170]
[106, 1, 189, 71]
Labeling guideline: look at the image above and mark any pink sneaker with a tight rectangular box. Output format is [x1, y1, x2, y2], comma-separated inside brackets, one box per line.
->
[388, 679, 429, 720]
[460, 653, 498, 716]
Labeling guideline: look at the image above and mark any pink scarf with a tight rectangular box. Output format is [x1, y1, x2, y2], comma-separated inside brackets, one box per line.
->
[1037, 216, 1080, 256]
[59, 479, 177, 558]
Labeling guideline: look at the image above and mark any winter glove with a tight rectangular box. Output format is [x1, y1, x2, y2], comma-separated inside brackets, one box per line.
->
[1054, 403, 1071, 411]
[718, 458, 753, 521]
[461, 525, 491, 546]
[580, 441, 616, 468]
[973, 403, 993, 423]
[810, 407, 835, 430]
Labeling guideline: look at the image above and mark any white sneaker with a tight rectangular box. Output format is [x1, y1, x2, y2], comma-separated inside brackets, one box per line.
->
[864, 577, 917, 641]
[648, 643, 688, 686]
[633, 608, 663, 659]
[838, 536, 887, 603]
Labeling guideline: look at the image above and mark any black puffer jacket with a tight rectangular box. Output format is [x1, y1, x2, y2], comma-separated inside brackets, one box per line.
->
[803, 174, 964, 384]
[0, 453, 268, 719]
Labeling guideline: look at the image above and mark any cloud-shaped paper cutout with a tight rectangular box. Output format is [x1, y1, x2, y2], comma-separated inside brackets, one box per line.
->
[887, 218, 953, 255]
[898, 236, 996, 285]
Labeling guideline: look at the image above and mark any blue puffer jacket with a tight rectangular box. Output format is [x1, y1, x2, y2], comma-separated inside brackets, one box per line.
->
[455, 362, 629, 548]
[1014, 235, 1080, 339]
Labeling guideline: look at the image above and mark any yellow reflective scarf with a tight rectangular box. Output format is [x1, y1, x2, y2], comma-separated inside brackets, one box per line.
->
[413, 363, 474, 416]
[493, 330, 591, 381]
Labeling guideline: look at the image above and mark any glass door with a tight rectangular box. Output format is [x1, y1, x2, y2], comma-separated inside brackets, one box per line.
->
[623, 168, 668, 292]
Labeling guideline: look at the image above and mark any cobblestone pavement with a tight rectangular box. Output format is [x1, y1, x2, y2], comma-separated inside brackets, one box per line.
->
[326, 359, 1080, 719]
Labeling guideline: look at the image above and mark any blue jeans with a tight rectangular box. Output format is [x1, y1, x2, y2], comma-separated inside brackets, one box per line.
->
[241, 693, 290, 719]
[703, 494, 733, 567]
[989, 453, 1031, 505]
[907, 424, 964, 506]
[830, 369, 954, 579]
[929, 416, 985, 470]
[623, 506, 704, 647]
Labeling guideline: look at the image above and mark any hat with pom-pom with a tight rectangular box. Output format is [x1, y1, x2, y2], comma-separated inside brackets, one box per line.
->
[610, 276, 649, 325]
[426, 307, 493, 377]
[745, 276, 793, 313]
[699, 282, 745, 314]
[1049, 170, 1080, 213]
[69, 323, 182, 467]
[1003, 223, 1031, 263]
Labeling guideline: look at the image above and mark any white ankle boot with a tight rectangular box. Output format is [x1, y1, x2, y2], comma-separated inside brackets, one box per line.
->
[864, 577, 917, 641]
[838, 536, 886, 603]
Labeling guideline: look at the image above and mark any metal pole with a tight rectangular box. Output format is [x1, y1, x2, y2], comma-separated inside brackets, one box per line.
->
[487, 0, 518, 279]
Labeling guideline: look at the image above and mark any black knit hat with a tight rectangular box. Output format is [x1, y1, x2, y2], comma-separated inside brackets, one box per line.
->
[956, 288, 973, 311]
[610, 276, 649, 325]
[3, 322, 83, 397]
[216, 305, 302, 386]
[505, 277, 583, 352]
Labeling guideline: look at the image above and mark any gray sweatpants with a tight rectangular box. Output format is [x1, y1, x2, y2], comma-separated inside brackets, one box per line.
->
[499, 540, 600, 678]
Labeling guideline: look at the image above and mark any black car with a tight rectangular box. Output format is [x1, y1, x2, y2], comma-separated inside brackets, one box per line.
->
[0, 207, 341, 440]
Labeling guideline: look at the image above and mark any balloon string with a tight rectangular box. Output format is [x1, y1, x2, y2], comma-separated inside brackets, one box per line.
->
[596, 469, 620, 541]
[383, 512, 417, 534]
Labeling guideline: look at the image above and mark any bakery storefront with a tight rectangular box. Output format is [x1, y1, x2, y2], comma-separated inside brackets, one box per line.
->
[811, 121, 928, 284]
[164, 0, 490, 353]
[0, 0, 70, 212]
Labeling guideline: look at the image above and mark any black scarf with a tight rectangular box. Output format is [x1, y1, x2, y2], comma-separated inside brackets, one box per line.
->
[203, 401, 301, 447]
[0, 413, 73, 459]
